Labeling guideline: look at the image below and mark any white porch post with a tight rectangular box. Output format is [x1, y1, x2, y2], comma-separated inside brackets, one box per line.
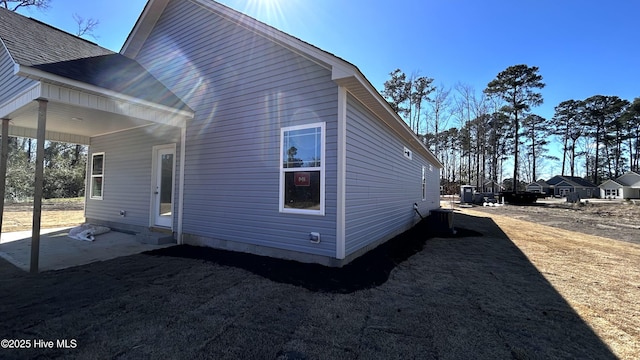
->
[30, 99, 47, 274]
[0, 118, 9, 235]
[177, 126, 186, 244]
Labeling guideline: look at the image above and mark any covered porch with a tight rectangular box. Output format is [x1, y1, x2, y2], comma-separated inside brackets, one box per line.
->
[0, 227, 173, 272]
[0, 71, 193, 273]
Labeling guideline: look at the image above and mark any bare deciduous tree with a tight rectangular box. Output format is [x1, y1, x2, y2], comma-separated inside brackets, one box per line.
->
[72, 13, 99, 39]
[1, 0, 50, 12]
[427, 84, 451, 157]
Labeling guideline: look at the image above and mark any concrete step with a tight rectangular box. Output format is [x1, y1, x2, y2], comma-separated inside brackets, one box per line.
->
[136, 228, 175, 245]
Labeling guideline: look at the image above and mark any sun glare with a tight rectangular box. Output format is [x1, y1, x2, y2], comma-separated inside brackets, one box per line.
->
[242, 0, 290, 28]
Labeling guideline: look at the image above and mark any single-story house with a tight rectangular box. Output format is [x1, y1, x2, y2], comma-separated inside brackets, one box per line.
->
[526, 180, 551, 195]
[470, 178, 504, 194]
[599, 171, 640, 199]
[0, 0, 443, 270]
[546, 175, 598, 198]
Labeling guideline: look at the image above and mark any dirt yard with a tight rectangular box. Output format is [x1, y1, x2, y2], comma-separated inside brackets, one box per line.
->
[1, 200, 85, 232]
[459, 198, 640, 244]
[458, 206, 640, 359]
[0, 200, 638, 359]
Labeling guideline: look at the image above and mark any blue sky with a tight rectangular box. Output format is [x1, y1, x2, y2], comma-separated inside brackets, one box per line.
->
[17, 0, 640, 177]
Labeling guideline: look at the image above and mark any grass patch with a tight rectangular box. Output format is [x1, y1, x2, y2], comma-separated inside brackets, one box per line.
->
[1, 198, 85, 232]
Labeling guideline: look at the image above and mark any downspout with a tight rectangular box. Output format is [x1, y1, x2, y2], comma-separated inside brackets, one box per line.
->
[413, 203, 424, 220]
[176, 126, 186, 244]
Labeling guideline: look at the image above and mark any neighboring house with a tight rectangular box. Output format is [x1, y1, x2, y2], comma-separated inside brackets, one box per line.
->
[0, 0, 443, 268]
[546, 175, 598, 198]
[599, 171, 640, 199]
[526, 180, 551, 195]
[470, 178, 504, 194]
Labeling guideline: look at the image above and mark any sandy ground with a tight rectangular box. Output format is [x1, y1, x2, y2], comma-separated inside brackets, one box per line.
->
[452, 197, 640, 244]
[0, 209, 636, 359]
[459, 207, 640, 360]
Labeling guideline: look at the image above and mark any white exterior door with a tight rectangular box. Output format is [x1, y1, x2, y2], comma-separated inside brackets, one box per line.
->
[152, 145, 175, 228]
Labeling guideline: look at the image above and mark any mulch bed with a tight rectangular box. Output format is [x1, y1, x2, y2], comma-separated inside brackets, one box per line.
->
[147, 218, 481, 294]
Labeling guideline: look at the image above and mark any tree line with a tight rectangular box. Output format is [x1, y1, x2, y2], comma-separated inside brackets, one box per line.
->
[381, 65, 640, 192]
[552, 96, 640, 183]
[3, 138, 86, 201]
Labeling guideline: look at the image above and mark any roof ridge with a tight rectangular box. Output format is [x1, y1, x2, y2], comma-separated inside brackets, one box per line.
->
[0, 6, 114, 66]
[26, 15, 103, 48]
[0, 6, 107, 50]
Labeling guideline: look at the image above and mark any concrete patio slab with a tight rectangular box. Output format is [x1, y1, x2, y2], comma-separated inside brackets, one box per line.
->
[0, 227, 173, 272]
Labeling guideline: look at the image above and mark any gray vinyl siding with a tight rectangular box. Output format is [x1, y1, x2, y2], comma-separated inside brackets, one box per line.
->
[344, 94, 440, 256]
[135, 0, 338, 257]
[85, 125, 181, 228]
[0, 47, 35, 105]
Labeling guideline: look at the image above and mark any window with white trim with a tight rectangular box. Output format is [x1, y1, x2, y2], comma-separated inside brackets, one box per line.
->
[90, 152, 104, 200]
[280, 123, 325, 215]
[421, 166, 427, 201]
[605, 189, 619, 197]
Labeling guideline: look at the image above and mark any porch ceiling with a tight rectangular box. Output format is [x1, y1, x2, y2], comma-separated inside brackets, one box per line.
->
[1, 79, 194, 145]
[5, 100, 155, 144]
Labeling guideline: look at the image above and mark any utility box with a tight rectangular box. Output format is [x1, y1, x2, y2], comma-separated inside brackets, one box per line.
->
[566, 192, 581, 204]
[430, 209, 454, 232]
[460, 185, 475, 204]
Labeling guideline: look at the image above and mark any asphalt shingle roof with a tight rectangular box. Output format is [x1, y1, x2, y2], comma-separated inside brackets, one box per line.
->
[563, 176, 597, 188]
[0, 7, 189, 110]
[528, 180, 549, 188]
[547, 175, 597, 188]
[615, 171, 640, 187]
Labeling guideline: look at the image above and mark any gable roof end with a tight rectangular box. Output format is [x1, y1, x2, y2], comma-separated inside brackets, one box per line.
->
[121, 0, 171, 59]
[535, 180, 550, 187]
[121, 0, 442, 168]
[616, 171, 640, 186]
[598, 179, 623, 189]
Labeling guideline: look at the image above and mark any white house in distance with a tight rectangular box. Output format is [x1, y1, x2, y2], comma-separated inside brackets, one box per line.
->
[0, 0, 443, 269]
[599, 171, 640, 199]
